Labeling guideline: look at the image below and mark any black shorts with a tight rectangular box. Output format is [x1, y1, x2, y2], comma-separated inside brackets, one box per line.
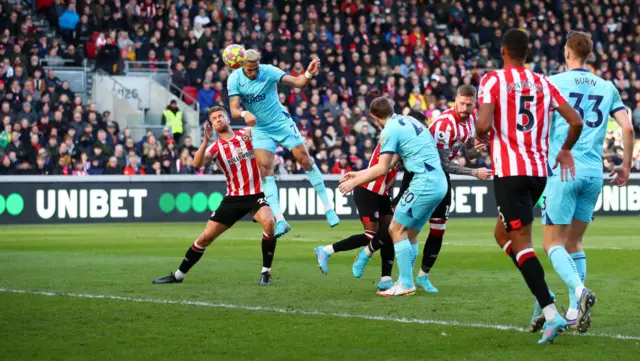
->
[494, 176, 547, 232]
[209, 193, 269, 227]
[353, 187, 393, 223]
[431, 172, 452, 220]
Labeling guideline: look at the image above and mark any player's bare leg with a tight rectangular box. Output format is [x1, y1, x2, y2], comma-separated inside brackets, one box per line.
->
[292, 143, 340, 227]
[376, 221, 417, 297]
[494, 216, 519, 267]
[152, 221, 229, 284]
[506, 222, 566, 342]
[253, 206, 277, 285]
[562, 219, 592, 332]
[255, 148, 290, 238]
[316, 219, 376, 275]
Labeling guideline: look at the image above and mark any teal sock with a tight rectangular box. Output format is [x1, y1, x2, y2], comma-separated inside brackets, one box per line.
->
[569, 251, 587, 309]
[410, 243, 418, 269]
[394, 239, 414, 289]
[262, 176, 284, 222]
[548, 245, 583, 298]
[306, 164, 332, 211]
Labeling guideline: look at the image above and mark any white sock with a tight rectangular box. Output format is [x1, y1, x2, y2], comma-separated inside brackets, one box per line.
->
[418, 269, 428, 277]
[574, 285, 585, 300]
[322, 245, 335, 255]
[542, 304, 558, 322]
[275, 214, 285, 222]
[380, 276, 392, 282]
[566, 308, 579, 321]
[364, 246, 373, 257]
[261, 267, 271, 274]
[174, 270, 186, 280]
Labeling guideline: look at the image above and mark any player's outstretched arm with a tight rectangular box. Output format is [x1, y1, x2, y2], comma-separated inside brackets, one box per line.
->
[229, 95, 256, 127]
[193, 122, 213, 168]
[280, 58, 320, 88]
[338, 153, 393, 194]
[476, 104, 494, 137]
[610, 108, 635, 186]
[437, 148, 490, 179]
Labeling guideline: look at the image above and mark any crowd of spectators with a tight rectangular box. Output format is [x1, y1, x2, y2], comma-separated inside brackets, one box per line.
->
[1, 0, 640, 176]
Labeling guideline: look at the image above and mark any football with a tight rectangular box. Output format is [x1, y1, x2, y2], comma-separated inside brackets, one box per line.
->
[222, 44, 246, 69]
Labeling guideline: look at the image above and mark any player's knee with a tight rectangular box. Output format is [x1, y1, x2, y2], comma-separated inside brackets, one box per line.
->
[259, 164, 274, 177]
[262, 218, 276, 235]
[198, 233, 215, 247]
[298, 154, 314, 170]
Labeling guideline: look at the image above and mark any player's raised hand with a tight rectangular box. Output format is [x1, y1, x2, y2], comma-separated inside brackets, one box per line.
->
[609, 165, 630, 187]
[473, 167, 492, 180]
[243, 111, 257, 127]
[204, 120, 213, 141]
[307, 58, 321, 75]
[553, 149, 576, 182]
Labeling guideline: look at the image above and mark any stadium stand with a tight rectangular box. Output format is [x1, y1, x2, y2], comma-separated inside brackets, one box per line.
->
[0, 0, 639, 176]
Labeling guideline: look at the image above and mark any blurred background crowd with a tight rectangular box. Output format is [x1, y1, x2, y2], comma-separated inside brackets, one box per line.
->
[1, 0, 640, 176]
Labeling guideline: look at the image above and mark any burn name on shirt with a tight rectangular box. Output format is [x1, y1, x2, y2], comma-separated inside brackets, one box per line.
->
[575, 77, 597, 86]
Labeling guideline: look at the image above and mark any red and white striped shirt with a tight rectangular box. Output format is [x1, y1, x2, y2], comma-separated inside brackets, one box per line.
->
[478, 67, 567, 177]
[362, 143, 399, 196]
[429, 107, 476, 161]
[206, 128, 261, 196]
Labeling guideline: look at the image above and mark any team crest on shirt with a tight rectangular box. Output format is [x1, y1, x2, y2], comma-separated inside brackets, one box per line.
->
[242, 135, 249, 141]
[436, 130, 447, 143]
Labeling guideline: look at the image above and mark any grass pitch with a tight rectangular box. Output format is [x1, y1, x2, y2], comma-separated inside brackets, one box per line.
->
[1, 218, 639, 361]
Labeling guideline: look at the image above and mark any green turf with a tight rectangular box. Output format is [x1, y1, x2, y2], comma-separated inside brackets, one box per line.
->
[1, 218, 639, 360]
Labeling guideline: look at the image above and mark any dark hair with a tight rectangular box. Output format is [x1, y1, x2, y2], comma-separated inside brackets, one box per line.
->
[369, 97, 394, 119]
[501, 28, 529, 62]
[457, 85, 477, 97]
[208, 106, 228, 117]
[566, 30, 593, 62]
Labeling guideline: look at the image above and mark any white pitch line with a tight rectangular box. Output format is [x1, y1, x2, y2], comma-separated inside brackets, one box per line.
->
[1, 288, 638, 342]
[285, 238, 640, 251]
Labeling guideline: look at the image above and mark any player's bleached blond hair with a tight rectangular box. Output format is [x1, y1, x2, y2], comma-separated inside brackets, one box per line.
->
[245, 49, 261, 63]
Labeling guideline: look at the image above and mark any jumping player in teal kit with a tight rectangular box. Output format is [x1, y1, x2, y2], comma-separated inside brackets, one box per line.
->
[536, 31, 635, 333]
[228, 50, 340, 237]
[338, 97, 447, 297]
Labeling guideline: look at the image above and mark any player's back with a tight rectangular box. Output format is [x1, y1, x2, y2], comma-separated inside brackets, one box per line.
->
[227, 64, 290, 130]
[381, 114, 442, 174]
[549, 69, 625, 178]
[479, 67, 566, 177]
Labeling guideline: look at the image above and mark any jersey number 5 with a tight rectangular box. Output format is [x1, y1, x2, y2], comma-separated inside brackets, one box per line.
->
[517, 95, 535, 132]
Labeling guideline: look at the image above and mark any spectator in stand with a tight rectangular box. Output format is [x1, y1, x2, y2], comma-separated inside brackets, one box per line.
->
[197, 80, 215, 120]
[161, 100, 183, 146]
[124, 155, 145, 175]
[58, 4, 80, 44]
[331, 154, 352, 175]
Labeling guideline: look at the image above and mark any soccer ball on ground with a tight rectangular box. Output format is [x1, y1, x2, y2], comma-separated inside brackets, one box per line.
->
[222, 44, 246, 69]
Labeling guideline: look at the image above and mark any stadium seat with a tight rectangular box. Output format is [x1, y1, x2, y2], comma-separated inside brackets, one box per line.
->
[182, 86, 198, 105]
[86, 42, 97, 59]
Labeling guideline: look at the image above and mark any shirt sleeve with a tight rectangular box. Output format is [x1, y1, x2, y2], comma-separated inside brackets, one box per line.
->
[227, 72, 239, 97]
[379, 125, 399, 155]
[429, 118, 454, 150]
[264, 64, 287, 83]
[478, 72, 499, 105]
[545, 77, 567, 109]
[206, 142, 219, 161]
[609, 83, 626, 116]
